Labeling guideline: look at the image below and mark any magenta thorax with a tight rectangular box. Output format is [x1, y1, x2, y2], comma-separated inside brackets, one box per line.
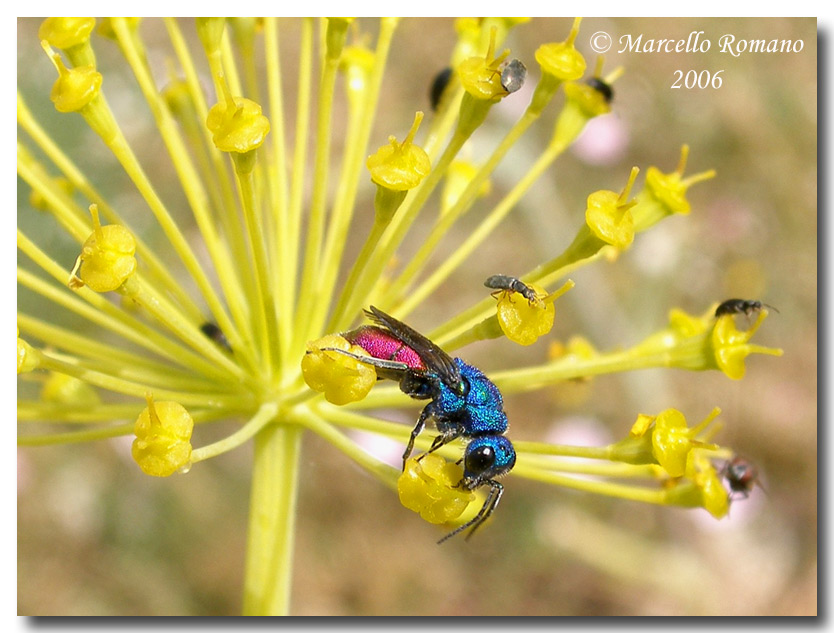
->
[344, 326, 426, 370]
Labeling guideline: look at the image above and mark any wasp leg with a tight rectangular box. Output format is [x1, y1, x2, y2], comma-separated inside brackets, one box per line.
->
[318, 347, 409, 373]
[421, 423, 465, 458]
[437, 480, 504, 545]
[402, 405, 433, 469]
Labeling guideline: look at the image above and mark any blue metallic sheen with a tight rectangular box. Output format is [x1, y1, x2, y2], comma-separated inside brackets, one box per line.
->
[433, 359, 508, 436]
[329, 306, 516, 543]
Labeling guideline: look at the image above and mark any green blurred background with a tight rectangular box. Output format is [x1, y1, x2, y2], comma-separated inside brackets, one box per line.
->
[17, 17, 817, 615]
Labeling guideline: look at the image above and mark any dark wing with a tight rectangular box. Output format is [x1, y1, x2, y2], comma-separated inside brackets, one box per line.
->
[365, 306, 461, 388]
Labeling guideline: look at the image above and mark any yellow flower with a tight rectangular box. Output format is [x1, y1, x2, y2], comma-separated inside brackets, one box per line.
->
[366, 112, 431, 191]
[206, 96, 271, 154]
[711, 309, 784, 379]
[68, 205, 136, 293]
[38, 17, 95, 51]
[132, 395, 194, 477]
[634, 144, 716, 230]
[585, 167, 639, 250]
[41, 372, 100, 406]
[397, 455, 475, 525]
[492, 280, 574, 345]
[301, 334, 377, 405]
[441, 160, 491, 214]
[458, 28, 512, 103]
[686, 452, 730, 519]
[534, 19, 586, 81]
[649, 408, 720, 478]
[45, 50, 101, 113]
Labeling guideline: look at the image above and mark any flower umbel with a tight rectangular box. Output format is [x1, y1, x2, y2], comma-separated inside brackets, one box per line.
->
[17, 17, 782, 615]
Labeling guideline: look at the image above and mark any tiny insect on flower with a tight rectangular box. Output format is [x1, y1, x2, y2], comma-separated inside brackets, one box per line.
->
[484, 274, 541, 304]
[499, 59, 527, 94]
[714, 298, 779, 318]
[586, 76, 614, 103]
[200, 322, 232, 352]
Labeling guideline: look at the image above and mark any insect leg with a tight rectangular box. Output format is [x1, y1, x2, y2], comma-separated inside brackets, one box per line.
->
[420, 423, 465, 459]
[402, 405, 433, 469]
[436, 480, 504, 544]
[318, 347, 409, 373]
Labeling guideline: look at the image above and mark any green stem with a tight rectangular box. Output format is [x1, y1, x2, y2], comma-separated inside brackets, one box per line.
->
[243, 422, 303, 616]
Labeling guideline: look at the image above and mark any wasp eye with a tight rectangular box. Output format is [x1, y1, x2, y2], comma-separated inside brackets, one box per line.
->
[465, 444, 496, 476]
